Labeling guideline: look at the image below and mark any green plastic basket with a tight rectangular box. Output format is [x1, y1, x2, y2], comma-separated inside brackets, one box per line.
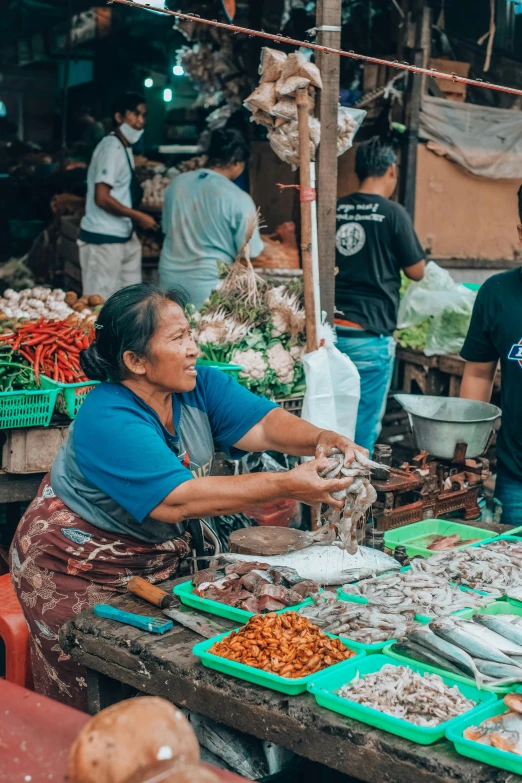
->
[193, 628, 365, 696]
[196, 359, 243, 380]
[55, 379, 99, 419]
[384, 519, 495, 559]
[446, 697, 522, 774]
[174, 579, 314, 625]
[307, 654, 496, 744]
[383, 601, 522, 695]
[0, 375, 60, 429]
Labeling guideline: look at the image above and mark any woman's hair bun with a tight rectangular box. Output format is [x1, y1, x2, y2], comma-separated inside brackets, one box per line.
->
[80, 343, 112, 383]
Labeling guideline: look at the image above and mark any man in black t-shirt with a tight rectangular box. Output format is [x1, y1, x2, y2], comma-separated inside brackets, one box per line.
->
[460, 186, 522, 524]
[335, 138, 425, 454]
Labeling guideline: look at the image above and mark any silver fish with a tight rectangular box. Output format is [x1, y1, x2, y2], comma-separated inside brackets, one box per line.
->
[391, 641, 468, 677]
[409, 626, 483, 685]
[460, 620, 522, 656]
[471, 658, 522, 681]
[224, 545, 400, 585]
[474, 614, 522, 649]
[432, 618, 522, 668]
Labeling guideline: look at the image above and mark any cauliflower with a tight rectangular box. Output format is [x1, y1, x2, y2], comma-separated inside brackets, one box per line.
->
[271, 310, 289, 338]
[266, 343, 295, 385]
[290, 344, 305, 361]
[231, 348, 268, 381]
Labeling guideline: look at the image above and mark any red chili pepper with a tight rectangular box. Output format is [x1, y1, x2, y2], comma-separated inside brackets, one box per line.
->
[53, 357, 59, 382]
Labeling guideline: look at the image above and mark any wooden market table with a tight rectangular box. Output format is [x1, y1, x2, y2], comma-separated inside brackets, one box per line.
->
[61, 575, 520, 783]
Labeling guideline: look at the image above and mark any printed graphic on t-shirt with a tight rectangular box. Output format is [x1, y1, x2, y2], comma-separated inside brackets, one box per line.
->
[508, 339, 522, 367]
[336, 222, 366, 256]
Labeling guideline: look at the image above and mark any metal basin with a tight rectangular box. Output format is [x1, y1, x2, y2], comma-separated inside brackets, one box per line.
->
[394, 394, 501, 460]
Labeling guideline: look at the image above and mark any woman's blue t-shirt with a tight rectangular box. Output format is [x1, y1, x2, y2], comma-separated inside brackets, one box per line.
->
[51, 367, 277, 543]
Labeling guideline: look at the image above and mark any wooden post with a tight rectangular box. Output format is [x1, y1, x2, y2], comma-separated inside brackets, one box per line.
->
[401, 0, 431, 218]
[315, 0, 342, 324]
[296, 87, 318, 354]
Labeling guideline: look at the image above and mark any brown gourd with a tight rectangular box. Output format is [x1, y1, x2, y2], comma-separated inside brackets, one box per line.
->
[68, 697, 200, 783]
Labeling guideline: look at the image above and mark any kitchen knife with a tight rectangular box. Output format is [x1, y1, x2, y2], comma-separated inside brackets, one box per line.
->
[127, 577, 226, 639]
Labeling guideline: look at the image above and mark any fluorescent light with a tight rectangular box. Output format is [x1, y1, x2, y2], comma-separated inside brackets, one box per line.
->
[172, 65, 184, 76]
[144, 77, 153, 88]
[163, 88, 173, 102]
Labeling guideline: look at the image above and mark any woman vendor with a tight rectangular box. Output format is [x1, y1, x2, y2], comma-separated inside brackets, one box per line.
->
[10, 283, 362, 711]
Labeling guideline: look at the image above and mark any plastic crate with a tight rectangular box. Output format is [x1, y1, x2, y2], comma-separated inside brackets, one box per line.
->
[384, 519, 495, 558]
[0, 376, 60, 429]
[195, 359, 242, 380]
[275, 395, 303, 417]
[57, 380, 99, 419]
[307, 654, 496, 745]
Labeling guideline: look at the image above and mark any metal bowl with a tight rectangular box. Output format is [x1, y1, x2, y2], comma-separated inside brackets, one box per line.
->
[394, 394, 501, 460]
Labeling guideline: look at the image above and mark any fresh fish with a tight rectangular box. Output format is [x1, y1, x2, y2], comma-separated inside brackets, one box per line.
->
[409, 625, 482, 685]
[432, 618, 522, 667]
[464, 696, 522, 754]
[390, 641, 466, 677]
[456, 619, 522, 656]
[474, 614, 522, 648]
[505, 693, 522, 713]
[224, 545, 400, 585]
[471, 658, 522, 681]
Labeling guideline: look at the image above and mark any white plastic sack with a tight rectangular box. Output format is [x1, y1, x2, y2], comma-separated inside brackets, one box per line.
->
[419, 96, 522, 179]
[301, 323, 360, 440]
[337, 107, 367, 157]
[397, 261, 476, 356]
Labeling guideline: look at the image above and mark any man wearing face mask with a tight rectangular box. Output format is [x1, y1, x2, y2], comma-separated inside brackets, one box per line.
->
[78, 92, 158, 299]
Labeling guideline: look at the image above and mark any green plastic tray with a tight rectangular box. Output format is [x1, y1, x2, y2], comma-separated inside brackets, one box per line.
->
[446, 698, 522, 774]
[383, 602, 522, 695]
[195, 359, 243, 380]
[384, 519, 495, 558]
[308, 654, 497, 744]
[174, 579, 313, 625]
[0, 375, 60, 429]
[193, 628, 365, 696]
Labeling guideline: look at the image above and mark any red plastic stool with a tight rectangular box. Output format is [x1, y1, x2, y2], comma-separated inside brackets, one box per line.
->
[0, 573, 32, 688]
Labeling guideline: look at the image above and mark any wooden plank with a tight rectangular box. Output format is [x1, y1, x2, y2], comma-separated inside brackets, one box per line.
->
[315, 0, 342, 322]
[401, 0, 431, 218]
[2, 426, 69, 474]
[61, 590, 522, 783]
[0, 470, 44, 503]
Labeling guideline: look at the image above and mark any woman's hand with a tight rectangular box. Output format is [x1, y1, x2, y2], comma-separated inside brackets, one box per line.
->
[315, 430, 369, 467]
[281, 457, 354, 509]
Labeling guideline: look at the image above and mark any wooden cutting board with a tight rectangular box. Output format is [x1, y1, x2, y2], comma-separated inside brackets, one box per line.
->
[229, 527, 311, 556]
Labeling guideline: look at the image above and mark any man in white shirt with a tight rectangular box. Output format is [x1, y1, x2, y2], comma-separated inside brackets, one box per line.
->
[79, 92, 158, 299]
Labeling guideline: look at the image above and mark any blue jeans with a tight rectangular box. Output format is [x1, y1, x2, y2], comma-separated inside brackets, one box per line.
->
[495, 463, 522, 526]
[336, 332, 396, 455]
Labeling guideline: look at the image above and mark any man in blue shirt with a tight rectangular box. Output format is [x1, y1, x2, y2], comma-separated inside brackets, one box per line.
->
[160, 129, 264, 309]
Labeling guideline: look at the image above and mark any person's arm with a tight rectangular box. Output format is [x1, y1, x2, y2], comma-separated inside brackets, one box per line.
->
[403, 259, 425, 281]
[392, 206, 425, 278]
[233, 407, 363, 464]
[150, 457, 354, 524]
[95, 183, 158, 231]
[460, 360, 497, 403]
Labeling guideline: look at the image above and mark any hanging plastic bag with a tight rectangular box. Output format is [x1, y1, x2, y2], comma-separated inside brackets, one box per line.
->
[337, 107, 367, 157]
[397, 261, 477, 356]
[301, 322, 360, 442]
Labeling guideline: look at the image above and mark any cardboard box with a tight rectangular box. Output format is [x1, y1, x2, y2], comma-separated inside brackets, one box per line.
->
[429, 58, 470, 98]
